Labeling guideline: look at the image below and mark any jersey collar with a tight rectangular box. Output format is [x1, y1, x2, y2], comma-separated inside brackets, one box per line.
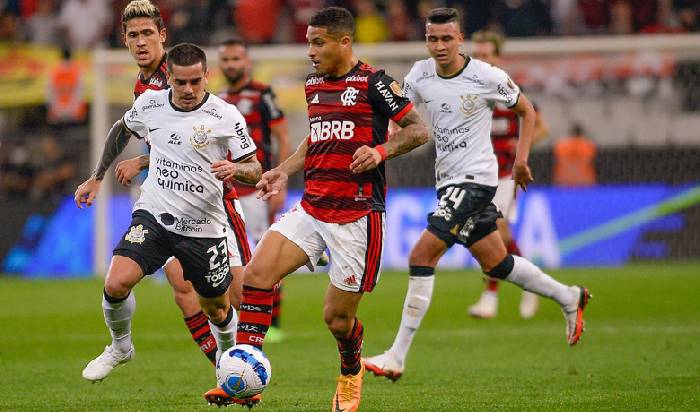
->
[436, 54, 470, 80]
[324, 60, 362, 82]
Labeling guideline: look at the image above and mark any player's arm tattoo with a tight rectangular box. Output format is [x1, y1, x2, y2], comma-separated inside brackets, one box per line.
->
[92, 120, 132, 180]
[234, 155, 262, 185]
[136, 154, 150, 170]
[383, 108, 429, 160]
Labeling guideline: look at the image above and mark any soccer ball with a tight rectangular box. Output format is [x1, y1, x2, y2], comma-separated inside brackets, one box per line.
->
[216, 344, 272, 398]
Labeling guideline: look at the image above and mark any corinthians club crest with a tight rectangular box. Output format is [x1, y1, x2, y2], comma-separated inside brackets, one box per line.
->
[190, 125, 212, 149]
[125, 224, 148, 244]
[459, 94, 478, 116]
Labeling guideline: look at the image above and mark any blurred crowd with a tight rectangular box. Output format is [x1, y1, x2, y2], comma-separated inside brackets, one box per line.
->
[0, 0, 699, 49]
[0, 132, 76, 201]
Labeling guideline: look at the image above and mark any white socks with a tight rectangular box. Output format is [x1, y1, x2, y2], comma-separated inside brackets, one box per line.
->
[389, 275, 434, 363]
[210, 306, 238, 359]
[505, 255, 576, 308]
[102, 291, 136, 353]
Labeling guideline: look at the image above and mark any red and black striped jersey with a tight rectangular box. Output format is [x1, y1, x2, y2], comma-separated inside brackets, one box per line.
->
[302, 61, 413, 224]
[133, 53, 168, 99]
[491, 100, 538, 178]
[491, 103, 519, 178]
[218, 81, 285, 197]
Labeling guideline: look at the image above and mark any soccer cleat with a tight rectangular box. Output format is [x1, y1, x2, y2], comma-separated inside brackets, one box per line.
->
[363, 351, 403, 382]
[204, 387, 261, 408]
[82, 345, 134, 382]
[265, 326, 285, 343]
[332, 362, 365, 412]
[519, 291, 540, 319]
[467, 291, 498, 319]
[563, 286, 592, 346]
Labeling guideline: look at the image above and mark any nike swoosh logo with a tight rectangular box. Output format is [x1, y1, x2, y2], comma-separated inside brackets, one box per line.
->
[425, 100, 433, 103]
[149, 128, 160, 132]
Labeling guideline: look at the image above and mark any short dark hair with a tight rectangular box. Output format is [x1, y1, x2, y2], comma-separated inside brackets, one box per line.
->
[427, 8, 460, 26]
[220, 35, 248, 50]
[122, 0, 165, 33]
[471, 30, 504, 56]
[309, 7, 355, 37]
[167, 43, 207, 72]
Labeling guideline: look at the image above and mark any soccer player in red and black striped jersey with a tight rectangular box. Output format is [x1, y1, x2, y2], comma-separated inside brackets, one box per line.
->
[204, 7, 429, 410]
[217, 37, 291, 343]
[74, 1, 251, 384]
[467, 30, 550, 320]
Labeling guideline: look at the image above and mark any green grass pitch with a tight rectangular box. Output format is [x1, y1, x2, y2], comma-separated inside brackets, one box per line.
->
[1, 263, 699, 411]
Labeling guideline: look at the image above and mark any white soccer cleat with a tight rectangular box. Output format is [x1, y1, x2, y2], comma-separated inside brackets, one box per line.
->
[82, 345, 134, 382]
[562, 286, 592, 346]
[467, 291, 498, 319]
[519, 291, 540, 319]
[363, 351, 404, 381]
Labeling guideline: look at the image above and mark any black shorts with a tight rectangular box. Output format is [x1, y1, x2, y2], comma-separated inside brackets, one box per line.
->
[113, 209, 232, 298]
[427, 183, 502, 248]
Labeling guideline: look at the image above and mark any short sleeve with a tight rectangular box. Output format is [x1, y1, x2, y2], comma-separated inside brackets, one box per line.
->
[402, 77, 422, 106]
[482, 66, 521, 109]
[367, 71, 413, 122]
[122, 100, 148, 139]
[261, 87, 285, 122]
[227, 107, 257, 162]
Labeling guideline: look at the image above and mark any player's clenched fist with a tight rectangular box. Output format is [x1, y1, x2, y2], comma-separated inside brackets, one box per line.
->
[256, 169, 288, 201]
[350, 145, 385, 174]
[74, 177, 101, 209]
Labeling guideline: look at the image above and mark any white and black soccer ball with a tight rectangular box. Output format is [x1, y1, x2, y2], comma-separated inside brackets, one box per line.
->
[216, 344, 272, 398]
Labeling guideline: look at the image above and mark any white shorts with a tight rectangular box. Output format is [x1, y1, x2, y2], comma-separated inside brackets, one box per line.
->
[165, 198, 251, 268]
[238, 192, 270, 243]
[493, 177, 519, 224]
[269, 203, 385, 293]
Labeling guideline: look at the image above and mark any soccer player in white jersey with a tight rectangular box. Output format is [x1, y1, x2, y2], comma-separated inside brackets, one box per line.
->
[75, 44, 261, 390]
[364, 8, 591, 381]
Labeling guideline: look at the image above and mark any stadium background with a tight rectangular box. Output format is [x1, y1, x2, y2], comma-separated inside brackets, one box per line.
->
[1, 2, 700, 411]
[1, 1, 699, 275]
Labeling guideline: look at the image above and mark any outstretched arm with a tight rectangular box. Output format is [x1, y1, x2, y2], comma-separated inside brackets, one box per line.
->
[74, 119, 132, 208]
[256, 137, 308, 201]
[350, 107, 428, 173]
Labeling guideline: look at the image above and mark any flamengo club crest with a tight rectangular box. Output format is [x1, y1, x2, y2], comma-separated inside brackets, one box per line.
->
[341, 87, 359, 106]
[125, 224, 148, 244]
[190, 125, 212, 149]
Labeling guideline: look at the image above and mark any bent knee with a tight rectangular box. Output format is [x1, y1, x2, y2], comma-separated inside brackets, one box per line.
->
[324, 313, 353, 338]
[203, 306, 229, 324]
[243, 262, 276, 289]
[104, 275, 135, 299]
[482, 254, 515, 279]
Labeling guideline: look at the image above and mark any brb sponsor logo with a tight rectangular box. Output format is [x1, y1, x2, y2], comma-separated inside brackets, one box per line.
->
[310, 120, 355, 142]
